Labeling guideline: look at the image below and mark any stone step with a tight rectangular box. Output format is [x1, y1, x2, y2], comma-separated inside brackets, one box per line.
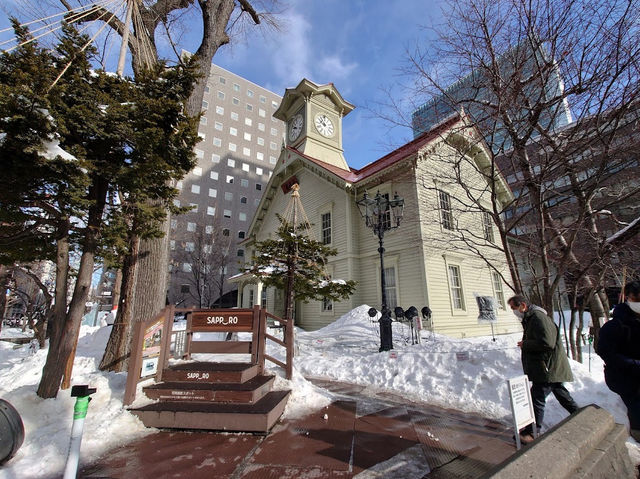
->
[143, 375, 275, 404]
[130, 390, 291, 433]
[161, 362, 259, 384]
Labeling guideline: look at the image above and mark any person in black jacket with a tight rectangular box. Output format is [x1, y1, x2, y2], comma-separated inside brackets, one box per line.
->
[508, 294, 578, 444]
[597, 281, 640, 442]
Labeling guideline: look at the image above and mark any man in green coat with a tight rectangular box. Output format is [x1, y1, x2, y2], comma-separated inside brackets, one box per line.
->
[508, 295, 579, 443]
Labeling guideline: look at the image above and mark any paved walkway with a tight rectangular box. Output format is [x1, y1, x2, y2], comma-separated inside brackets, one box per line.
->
[81, 379, 516, 478]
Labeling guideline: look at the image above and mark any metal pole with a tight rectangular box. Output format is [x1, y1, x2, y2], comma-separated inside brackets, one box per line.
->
[63, 386, 96, 479]
[377, 215, 393, 352]
[116, 0, 135, 77]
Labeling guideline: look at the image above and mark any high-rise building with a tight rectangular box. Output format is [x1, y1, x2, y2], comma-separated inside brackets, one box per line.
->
[167, 64, 285, 308]
[411, 42, 572, 153]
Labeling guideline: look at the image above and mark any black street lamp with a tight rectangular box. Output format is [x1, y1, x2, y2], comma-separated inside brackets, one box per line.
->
[356, 191, 404, 351]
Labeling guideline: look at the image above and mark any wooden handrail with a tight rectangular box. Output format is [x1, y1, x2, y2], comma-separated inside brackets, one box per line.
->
[124, 306, 294, 407]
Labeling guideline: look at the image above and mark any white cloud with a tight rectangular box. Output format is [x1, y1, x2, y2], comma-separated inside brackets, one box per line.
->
[270, 11, 313, 86]
[318, 55, 358, 82]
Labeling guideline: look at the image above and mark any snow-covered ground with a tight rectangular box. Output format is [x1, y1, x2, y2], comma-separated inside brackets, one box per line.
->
[0, 305, 638, 478]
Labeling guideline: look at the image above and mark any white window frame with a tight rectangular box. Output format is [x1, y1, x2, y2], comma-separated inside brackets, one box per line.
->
[491, 271, 506, 310]
[446, 263, 466, 311]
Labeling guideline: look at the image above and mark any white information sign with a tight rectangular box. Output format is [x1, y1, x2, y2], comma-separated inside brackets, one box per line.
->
[508, 375, 537, 449]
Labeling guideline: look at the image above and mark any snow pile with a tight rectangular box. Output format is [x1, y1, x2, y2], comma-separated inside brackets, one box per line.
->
[0, 304, 638, 477]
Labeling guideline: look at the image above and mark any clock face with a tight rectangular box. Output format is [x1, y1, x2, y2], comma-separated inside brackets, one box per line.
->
[314, 113, 334, 138]
[288, 113, 304, 142]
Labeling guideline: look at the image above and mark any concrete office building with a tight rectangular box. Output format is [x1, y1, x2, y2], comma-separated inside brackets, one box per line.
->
[167, 64, 285, 308]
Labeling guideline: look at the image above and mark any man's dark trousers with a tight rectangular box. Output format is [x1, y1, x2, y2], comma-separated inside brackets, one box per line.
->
[523, 382, 578, 434]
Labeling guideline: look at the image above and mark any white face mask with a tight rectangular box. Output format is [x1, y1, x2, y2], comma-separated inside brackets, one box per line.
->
[513, 309, 525, 320]
[628, 301, 640, 314]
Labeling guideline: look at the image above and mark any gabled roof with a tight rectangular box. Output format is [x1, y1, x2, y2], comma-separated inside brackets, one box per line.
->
[292, 113, 462, 185]
[273, 79, 355, 121]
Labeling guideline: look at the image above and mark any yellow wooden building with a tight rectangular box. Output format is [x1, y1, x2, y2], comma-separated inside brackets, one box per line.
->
[231, 79, 522, 338]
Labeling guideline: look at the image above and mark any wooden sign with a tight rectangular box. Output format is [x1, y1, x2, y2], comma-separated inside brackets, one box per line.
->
[191, 310, 254, 332]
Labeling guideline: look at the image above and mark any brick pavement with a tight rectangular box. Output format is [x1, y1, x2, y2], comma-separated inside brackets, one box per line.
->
[81, 379, 516, 478]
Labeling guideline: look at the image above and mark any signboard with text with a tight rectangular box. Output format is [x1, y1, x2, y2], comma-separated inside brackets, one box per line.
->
[191, 310, 254, 332]
[508, 375, 536, 448]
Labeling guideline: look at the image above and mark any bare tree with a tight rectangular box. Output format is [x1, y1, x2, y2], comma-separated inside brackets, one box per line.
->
[402, 0, 640, 331]
[170, 211, 233, 308]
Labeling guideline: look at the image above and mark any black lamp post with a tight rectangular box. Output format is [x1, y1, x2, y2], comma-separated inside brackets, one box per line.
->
[356, 191, 404, 351]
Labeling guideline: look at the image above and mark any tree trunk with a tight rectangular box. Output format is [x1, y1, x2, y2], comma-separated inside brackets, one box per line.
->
[49, 226, 70, 345]
[37, 184, 106, 398]
[0, 265, 9, 335]
[569, 308, 577, 360]
[37, 247, 98, 397]
[576, 307, 584, 364]
[100, 234, 140, 372]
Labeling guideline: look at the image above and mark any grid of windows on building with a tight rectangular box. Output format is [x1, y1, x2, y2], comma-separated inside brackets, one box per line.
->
[168, 63, 285, 308]
[448, 265, 465, 310]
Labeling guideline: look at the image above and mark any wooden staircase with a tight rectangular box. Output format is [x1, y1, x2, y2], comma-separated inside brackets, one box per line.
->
[130, 362, 290, 432]
[125, 307, 293, 433]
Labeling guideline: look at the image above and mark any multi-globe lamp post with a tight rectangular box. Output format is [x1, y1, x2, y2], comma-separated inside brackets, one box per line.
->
[356, 191, 404, 352]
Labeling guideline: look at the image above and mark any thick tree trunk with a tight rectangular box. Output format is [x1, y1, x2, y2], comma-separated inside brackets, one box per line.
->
[49, 227, 70, 345]
[100, 234, 140, 372]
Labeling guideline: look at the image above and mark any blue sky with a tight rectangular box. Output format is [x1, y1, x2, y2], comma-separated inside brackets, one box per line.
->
[0, 0, 443, 169]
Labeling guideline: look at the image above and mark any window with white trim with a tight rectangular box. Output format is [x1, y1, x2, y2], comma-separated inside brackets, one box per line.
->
[205, 225, 213, 234]
[207, 206, 215, 216]
[321, 212, 332, 244]
[227, 158, 235, 167]
[216, 106, 224, 115]
[384, 266, 398, 310]
[210, 171, 218, 180]
[212, 154, 220, 163]
[447, 264, 465, 310]
[230, 127, 237, 136]
[187, 222, 196, 232]
[483, 212, 495, 242]
[185, 242, 195, 252]
[193, 166, 202, 176]
[491, 271, 506, 309]
[191, 184, 200, 194]
[208, 188, 217, 198]
[439, 190, 454, 230]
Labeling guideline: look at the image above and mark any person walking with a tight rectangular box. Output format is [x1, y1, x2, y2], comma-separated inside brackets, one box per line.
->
[508, 294, 579, 444]
[597, 281, 640, 442]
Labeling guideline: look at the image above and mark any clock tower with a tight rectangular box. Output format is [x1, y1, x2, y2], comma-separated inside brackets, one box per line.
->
[274, 79, 354, 170]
